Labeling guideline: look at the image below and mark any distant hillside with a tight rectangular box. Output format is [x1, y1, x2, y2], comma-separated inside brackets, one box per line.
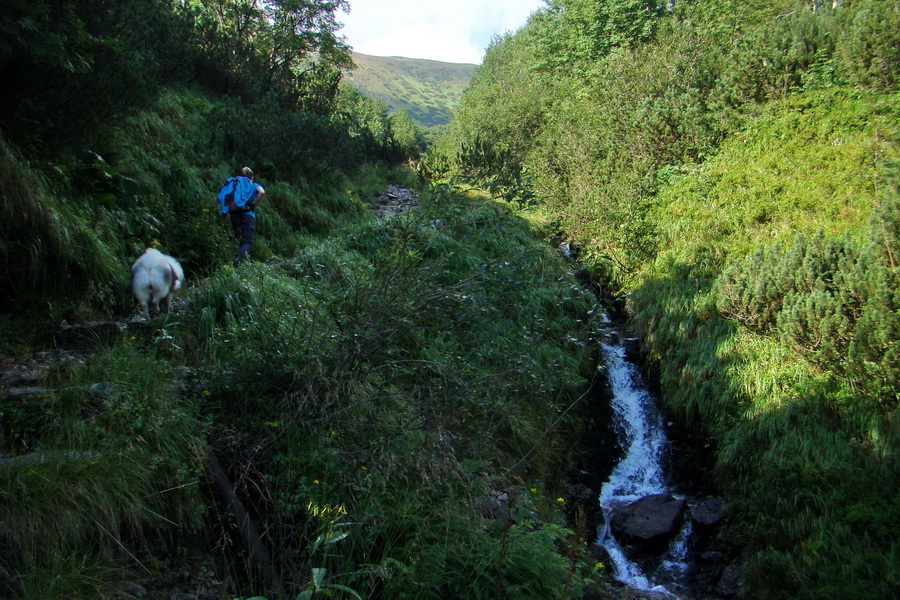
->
[345, 52, 477, 128]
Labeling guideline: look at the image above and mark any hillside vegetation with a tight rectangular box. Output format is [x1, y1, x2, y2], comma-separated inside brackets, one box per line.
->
[434, 0, 899, 598]
[0, 1, 604, 599]
[346, 52, 476, 129]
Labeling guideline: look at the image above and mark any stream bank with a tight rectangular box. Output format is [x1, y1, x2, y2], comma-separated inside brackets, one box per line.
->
[564, 265, 742, 600]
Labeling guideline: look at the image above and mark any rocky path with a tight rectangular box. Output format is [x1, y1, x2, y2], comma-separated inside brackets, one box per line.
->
[370, 184, 419, 217]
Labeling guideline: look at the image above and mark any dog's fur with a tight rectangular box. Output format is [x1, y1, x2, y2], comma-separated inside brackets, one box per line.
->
[131, 248, 184, 318]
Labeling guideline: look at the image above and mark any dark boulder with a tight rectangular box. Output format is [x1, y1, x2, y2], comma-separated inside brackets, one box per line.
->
[691, 497, 726, 527]
[610, 493, 686, 541]
[716, 565, 743, 597]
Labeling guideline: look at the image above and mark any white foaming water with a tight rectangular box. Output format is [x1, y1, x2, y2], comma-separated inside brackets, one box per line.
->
[595, 327, 689, 597]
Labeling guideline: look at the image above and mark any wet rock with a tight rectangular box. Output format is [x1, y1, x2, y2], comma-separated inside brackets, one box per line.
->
[3, 386, 52, 398]
[0, 369, 40, 387]
[693, 562, 726, 595]
[563, 480, 601, 541]
[692, 497, 725, 527]
[716, 564, 743, 597]
[622, 337, 645, 363]
[610, 493, 686, 541]
[89, 381, 117, 399]
[565, 481, 597, 505]
[0, 450, 97, 468]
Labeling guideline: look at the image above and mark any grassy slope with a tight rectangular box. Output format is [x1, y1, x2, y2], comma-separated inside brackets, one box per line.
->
[345, 52, 476, 128]
[0, 88, 603, 599]
[629, 87, 899, 599]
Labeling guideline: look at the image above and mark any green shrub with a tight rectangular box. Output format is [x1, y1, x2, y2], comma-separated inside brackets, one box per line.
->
[838, 0, 900, 91]
[625, 86, 900, 599]
[716, 208, 899, 410]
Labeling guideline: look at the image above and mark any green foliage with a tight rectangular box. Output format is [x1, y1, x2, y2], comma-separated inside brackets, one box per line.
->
[380, 512, 573, 599]
[716, 228, 899, 400]
[717, 5, 840, 104]
[389, 110, 428, 158]
[623, 89, 900, 598]
[0, 0, 196, 153]
[535, 0, 665, 77]
[438, 1, 900, 596]
[0, 133, 129, 320]
[187, 0, 351, 101]
[438, 30, 551, 186]
[0, 2, 602, 599]
[175, 185, 596, 598]
[838, 0, 900, 90]
[9, 0, 900, 597]
[440, 0, 900, 283]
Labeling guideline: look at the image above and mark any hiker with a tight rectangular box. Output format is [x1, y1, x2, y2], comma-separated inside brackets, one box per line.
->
[218, 166, 265, 266]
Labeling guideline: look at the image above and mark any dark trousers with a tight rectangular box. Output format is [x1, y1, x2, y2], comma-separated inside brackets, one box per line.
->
[230, 212, 255, 265]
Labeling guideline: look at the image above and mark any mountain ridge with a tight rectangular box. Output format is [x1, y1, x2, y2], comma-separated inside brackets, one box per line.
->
[345, 51, 477, 128]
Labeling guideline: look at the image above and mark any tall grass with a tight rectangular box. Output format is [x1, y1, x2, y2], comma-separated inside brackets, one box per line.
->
[0, 341, 204, 597]
[1, 72, 602, 596]
[170, 183, 600, 598]
[0, 132, 126, 322]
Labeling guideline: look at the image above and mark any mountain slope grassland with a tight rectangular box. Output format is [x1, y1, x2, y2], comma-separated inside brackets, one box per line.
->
[0, 87, 605, 598]
[0, 1, 610, 598]
[346, 52, 477, 128]
[432, 1, 900, 598]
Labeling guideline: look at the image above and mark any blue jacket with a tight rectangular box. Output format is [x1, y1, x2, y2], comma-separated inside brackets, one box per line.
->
[218, 176, 260, 218]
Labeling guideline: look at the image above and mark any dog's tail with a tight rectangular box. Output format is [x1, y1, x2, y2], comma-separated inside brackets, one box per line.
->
[168, 259, 184, 292]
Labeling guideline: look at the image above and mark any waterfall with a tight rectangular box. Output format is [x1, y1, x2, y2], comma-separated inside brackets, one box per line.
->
[595, 320, 691, 596]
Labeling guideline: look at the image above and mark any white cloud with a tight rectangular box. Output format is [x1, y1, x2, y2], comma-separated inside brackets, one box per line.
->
[338, 0, 546, 64]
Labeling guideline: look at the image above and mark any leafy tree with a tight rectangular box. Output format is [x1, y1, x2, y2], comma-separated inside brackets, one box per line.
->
[441, 30, 552, 195]
[259, 0, 352, 87]
[389, 109, 427, 159]
[189, 0, 350, 98]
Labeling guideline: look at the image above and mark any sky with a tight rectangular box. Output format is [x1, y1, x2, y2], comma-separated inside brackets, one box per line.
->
[336, 0, 548, 65]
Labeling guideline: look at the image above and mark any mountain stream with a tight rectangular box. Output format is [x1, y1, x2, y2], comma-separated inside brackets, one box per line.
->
[595, 315, 691, 597]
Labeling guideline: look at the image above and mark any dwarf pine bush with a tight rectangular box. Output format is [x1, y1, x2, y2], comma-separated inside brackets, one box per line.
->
[716, 196, 899, 410]
[621, 81, 900, 598]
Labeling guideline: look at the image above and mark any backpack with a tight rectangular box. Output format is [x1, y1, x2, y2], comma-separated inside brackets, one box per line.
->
[218, 176, 256, 214]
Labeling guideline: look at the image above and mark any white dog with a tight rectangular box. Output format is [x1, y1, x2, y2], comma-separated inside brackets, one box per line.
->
[130, 248, 184, 319]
